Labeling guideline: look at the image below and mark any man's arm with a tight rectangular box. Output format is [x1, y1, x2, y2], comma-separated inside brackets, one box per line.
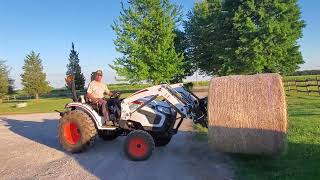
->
[87, 92, 99, 103]
[87, 82, 99, 103]
[105, 85, 113, 97]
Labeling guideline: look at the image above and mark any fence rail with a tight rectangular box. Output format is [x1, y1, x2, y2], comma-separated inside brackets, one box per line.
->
[284, 76, 320, 95]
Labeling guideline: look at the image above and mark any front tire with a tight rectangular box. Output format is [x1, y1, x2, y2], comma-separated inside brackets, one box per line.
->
[58, 110, 97, 153]
[124, 130, 155, 161]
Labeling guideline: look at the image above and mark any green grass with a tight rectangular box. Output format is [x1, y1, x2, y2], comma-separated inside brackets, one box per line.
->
[283, 74, 320, 81]
[0, 98, 71, 115]
[193, 93, 320, 180]
[0, 93, 133, 115]
[193, 123, 208, 141]
[187, 75, 320, 88]
[108, 84, 151, 91]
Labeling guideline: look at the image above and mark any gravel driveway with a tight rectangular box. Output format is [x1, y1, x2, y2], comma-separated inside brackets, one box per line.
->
[0, 92, 234, 180]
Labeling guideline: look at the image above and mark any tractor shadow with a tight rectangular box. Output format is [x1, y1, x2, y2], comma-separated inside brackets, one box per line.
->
[1, 117, 125, 152]
[1, 118, 234, 180]
[2, 118, 62, 150]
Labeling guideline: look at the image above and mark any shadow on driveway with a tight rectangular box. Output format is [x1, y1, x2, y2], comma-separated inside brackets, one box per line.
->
[1, 118, 233, 180]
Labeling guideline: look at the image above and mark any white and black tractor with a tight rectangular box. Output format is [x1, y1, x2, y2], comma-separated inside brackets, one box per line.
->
[57, 75, 207, 161]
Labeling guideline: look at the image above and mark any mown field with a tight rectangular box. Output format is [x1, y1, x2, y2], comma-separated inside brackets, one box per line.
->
[0, 98, 71, 115]
[0, 92, 131, 115]
[194, 92, 320, 180]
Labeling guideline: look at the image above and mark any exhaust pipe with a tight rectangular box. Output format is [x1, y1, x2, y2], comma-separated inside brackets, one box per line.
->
[65, 74, 78, 102]
[55, 110, 65, 117]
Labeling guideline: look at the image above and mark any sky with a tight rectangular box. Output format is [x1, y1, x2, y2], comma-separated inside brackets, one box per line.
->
[0, 0, 319, 89]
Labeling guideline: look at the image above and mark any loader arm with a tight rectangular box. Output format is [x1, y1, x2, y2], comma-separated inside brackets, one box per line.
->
[121, 84, 190, 120]
[121, 84, 207, 127]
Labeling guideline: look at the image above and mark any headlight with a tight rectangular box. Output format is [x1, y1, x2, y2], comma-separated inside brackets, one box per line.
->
[156, 106, 171, 114]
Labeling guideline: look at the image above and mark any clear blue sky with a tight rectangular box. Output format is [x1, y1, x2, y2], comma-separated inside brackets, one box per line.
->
[0, 0, 319, 89]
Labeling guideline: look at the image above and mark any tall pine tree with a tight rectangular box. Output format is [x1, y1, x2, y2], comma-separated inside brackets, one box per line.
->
[0, 60, 9, 101]
[8, 78, 15, 94]
[110, 0, 184, 84]
[21, 51, 51, 99]
[185, 0, 305, 76]
[66, 43, 85, 90]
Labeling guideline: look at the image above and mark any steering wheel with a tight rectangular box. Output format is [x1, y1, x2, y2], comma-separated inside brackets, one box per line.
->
[111, 91, 121, 98]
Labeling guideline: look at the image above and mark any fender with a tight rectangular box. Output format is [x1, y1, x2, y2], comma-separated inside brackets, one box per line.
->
[65, 102, 105, 129]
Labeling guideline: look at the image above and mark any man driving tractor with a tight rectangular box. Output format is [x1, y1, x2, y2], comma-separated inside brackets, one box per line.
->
[87, 70, 114, 125]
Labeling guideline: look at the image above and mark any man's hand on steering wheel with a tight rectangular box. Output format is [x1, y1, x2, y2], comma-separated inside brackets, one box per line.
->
[111, 91, 121, 98]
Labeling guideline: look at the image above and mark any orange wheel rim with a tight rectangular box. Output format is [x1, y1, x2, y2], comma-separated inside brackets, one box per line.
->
[63, 122, 81, 145]
[128, 137, 148, 157]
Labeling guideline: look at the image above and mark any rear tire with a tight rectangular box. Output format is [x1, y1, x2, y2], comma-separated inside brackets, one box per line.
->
[98, 130, 119, 141]
[58, 110, 97, 153]
[153, 135, 172, 147]
[124, 130, 155, 161]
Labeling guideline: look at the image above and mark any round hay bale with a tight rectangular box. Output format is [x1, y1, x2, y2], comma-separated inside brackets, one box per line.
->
[207, 73, 287, 155]
[16, 103, 28, 108]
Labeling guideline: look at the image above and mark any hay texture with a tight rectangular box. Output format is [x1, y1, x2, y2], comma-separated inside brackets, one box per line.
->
[208, 73, 287, 155]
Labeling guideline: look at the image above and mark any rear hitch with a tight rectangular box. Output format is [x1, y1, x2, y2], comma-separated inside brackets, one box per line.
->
[55, 110, 66, 117]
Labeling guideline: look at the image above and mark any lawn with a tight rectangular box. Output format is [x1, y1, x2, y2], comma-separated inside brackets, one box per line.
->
[0, 93, 133, 115]
[194, 92, 320, 180]
[0, 98, 71, 115]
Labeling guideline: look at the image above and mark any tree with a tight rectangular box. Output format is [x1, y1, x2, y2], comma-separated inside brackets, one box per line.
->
[66, 42, 85, 90]
[8, 78, 15, 94]
[185, 0, 305, 76]
[170, 29, 196, 83]
[21, 51, 51, 99]
[0, 60, 9, 101]
[110, 0, 184, 84]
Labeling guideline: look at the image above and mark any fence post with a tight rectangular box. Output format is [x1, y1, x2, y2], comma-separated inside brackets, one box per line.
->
[317, 76, 320, 95]
[287, 81, 290, 92]
[295, 78, 297, 93]
[305, 78, 310, 95]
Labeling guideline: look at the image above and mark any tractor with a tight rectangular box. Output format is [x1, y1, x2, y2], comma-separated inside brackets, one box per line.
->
[57, 74, 207, 161]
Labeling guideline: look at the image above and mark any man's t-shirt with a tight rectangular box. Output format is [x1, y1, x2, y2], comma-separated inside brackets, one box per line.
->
[87, 80, 110, 99]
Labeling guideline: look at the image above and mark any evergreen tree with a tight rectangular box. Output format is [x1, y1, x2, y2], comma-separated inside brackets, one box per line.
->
[21, 51, 51, 99]
[0, 60, 9, 101]
[110, 0, 184, 84]
[8, 78, 15, 94]
[66, 42, 85, 90]
[185, 0, 305, 76]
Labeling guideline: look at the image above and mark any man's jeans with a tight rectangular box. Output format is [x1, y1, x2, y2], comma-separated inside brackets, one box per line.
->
[97, 99, 109, 123]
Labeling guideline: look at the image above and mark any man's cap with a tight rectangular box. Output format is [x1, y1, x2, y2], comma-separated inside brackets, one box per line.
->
[96, 70, 103, 75]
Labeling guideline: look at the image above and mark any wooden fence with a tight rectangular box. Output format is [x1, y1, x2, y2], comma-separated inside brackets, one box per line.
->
[284, 77, 320, 95]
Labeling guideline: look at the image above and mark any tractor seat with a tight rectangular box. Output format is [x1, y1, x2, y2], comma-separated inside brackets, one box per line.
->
[83, 95, 102, 115]
[83, 95, 90, 103]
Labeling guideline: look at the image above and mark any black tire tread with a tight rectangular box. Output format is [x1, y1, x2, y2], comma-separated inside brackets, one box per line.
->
[58, 110, 97, 153]
[124, 130, 155, 161]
